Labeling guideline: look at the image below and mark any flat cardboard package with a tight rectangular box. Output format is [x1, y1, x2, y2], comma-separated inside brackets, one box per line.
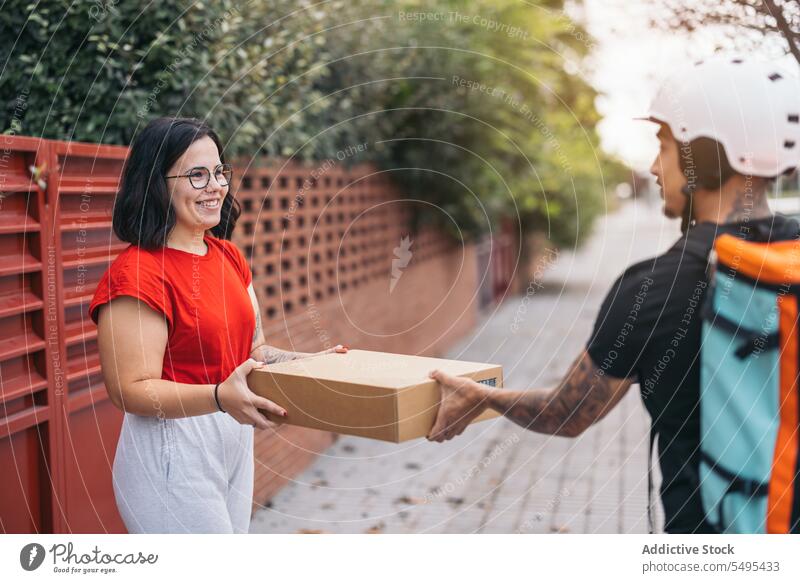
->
[247, 349, 503, 442]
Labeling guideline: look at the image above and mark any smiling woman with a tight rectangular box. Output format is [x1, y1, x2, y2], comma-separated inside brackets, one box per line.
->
[88, 117, 347, 533]
[110, 118, 240, 251]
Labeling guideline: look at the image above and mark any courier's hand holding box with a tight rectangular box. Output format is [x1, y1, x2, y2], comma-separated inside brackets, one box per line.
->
[247, 349, 503, 442]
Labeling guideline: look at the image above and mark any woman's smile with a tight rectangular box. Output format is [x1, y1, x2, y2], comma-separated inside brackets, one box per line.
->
[195, 197, 221, 212]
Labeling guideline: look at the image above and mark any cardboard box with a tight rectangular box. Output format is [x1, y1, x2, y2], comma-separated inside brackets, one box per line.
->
[247, 349, 503, 442]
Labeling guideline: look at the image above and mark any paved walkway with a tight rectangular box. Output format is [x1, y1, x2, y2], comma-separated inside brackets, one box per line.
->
[250, 200, 681, 533]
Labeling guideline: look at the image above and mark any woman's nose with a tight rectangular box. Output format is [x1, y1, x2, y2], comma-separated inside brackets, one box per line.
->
[208, 173, 226, 191]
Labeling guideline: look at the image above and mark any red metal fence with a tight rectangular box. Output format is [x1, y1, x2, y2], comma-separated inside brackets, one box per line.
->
[0, 136, 130, 533]
[0, 135, 518, 533]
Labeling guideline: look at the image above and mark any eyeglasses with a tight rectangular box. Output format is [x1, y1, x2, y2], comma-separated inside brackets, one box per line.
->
[165, 164, 233, 189]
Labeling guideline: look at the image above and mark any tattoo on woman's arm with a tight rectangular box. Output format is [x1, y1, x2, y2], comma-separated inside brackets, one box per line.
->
[252, 308, 262, 349]
[259, 345, 309, 364]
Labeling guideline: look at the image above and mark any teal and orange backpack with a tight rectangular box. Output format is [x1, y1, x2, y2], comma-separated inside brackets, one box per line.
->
[698, 232, 800, 533]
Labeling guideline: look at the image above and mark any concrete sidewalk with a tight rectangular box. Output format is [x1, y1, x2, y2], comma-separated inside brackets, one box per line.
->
[250, 201, 680, 533]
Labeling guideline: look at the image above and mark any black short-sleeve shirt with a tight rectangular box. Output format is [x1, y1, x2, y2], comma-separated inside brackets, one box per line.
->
[586, 215, 800, 533]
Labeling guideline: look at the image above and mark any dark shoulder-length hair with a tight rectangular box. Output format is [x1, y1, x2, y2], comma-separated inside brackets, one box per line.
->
[113, 117, 241, 249]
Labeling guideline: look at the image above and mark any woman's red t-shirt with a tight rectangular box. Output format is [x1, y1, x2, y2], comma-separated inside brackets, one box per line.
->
[89, 234, 255, 385]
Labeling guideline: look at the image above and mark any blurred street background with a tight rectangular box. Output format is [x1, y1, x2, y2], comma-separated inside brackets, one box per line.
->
[3, 0, 800, 534]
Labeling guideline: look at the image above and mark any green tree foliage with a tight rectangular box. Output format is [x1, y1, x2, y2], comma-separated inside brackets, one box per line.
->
[313, 0, 626, 244]
[1, 0, 626, 245]
[0, 0, 327, 151]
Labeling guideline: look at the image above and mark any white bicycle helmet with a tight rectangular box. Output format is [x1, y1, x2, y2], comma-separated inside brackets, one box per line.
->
[642, 55, 800, 178]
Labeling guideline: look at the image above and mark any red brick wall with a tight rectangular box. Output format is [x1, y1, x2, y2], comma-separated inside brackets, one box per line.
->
[230, 159, 481, 507]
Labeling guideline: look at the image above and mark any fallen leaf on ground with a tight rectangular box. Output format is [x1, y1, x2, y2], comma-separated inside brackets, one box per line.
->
[395, 495, 426, 505]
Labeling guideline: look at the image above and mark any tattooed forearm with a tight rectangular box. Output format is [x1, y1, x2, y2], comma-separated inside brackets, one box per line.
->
[486, 351, 632, 437]
[251, 308, 263, 352]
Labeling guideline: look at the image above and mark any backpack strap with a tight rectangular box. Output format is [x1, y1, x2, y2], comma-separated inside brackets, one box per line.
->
[698, 450, 770, 532]
[647, 427, 658, 534]
[701, 305, 780, 358]
[699, 450, 770, 497]
[678, 231, 713, 264]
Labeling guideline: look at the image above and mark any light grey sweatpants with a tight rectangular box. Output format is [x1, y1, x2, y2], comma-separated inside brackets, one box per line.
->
[112, 411, 254, 533]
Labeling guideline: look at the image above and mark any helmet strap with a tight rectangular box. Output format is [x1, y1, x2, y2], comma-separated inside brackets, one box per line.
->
[680, 184, 696, 235]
